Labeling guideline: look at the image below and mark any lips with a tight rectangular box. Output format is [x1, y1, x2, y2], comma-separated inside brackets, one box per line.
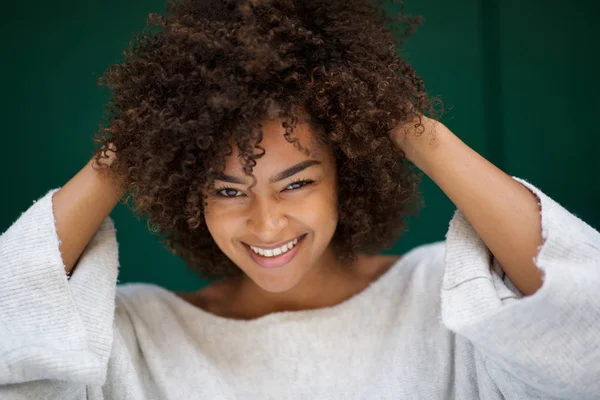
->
[244, 233, 307, 269]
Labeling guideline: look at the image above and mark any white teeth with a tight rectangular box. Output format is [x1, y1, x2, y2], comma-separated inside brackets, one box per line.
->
[249, 236, 302, 258]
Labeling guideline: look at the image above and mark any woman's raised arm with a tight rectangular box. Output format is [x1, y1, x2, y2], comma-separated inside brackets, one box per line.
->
[52, 148, 124, 275]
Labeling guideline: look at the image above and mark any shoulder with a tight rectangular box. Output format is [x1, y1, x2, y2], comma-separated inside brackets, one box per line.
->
[384, 241, 447, 299]
[397, 240, 447, 277]
[114, 282, 212, 344]
[115, 282, 185, 326]
[358, 241, 449, 332]
[116, 282, 165, 305]
[110, 283, 167, 351]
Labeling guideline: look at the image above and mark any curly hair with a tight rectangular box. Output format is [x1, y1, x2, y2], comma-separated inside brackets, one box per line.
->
[91, 0, 439, 281]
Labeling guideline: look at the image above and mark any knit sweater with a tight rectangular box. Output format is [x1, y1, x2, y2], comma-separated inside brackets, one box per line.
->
[0, 178, 599, 400]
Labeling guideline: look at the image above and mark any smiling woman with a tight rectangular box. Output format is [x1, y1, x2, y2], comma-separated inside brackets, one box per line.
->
[1, 0, 600, 399]
[199, 115, 378, 306]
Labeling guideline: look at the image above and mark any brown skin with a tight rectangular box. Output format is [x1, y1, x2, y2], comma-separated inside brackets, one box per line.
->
[203, 118, 341, 295]
[392, 116, 544, 296]
[183, 117, 401, 319]
[53, 147, 124, 275]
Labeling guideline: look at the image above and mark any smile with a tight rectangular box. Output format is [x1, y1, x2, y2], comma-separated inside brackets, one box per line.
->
[243, 233, 307, 269]
[248, 237, 300, 257]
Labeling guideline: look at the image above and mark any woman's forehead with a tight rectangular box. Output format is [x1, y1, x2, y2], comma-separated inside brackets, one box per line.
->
[223, 118, 331, 171]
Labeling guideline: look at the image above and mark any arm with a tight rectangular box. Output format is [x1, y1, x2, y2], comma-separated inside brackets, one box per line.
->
[392, 115, 600, 399]
[54, 149, 124, 275]
[392, 117, 544, 295]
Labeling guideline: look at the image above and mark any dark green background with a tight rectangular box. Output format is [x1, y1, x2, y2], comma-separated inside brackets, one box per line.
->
[2, 0, 598, 291]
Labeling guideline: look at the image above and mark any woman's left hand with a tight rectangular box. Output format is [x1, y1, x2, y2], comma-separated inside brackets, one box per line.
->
[389, 114, 545, 296]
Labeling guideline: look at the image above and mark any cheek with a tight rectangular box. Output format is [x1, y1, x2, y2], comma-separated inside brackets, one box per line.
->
[290, 186, 339, 236]
[203, 203, 241, 246]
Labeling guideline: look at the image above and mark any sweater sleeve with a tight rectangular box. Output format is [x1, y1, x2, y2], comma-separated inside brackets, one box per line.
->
[441, 177, 600, 400]
[0, 188, 120, 389]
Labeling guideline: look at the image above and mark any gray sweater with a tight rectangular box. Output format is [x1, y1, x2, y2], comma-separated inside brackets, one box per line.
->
[0, 178, 599, 399]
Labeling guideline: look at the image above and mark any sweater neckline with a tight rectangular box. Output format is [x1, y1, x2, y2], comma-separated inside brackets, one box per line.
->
[152, 253, 408, 328]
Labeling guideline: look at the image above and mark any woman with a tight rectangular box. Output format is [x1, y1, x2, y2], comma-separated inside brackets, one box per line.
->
[1, 0, 598, 399]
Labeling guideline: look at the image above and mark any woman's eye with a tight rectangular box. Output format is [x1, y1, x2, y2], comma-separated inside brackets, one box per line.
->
[286, 180, 315, 191]
[216, 188, 243, 198]
[215, 180, 315, 198]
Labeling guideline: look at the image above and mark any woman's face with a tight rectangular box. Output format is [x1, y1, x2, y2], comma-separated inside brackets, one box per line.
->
[203, 118, 339, 293]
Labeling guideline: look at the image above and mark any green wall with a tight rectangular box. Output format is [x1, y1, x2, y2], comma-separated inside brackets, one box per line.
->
[1, 0, 598, 291]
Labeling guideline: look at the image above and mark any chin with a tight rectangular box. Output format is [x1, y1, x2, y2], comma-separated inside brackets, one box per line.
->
[245, 265, 307, 294]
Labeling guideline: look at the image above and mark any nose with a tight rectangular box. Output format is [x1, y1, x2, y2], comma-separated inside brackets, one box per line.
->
[246, 196, 287, 238]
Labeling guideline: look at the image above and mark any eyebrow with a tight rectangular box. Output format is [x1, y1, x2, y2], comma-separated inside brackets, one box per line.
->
[215, 160, 322, 184]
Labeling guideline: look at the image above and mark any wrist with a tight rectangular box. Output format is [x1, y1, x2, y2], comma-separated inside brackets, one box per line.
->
[87, 158, 126, 202]
[89, 143, 127, 200]
[397, 118, 452, 176]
